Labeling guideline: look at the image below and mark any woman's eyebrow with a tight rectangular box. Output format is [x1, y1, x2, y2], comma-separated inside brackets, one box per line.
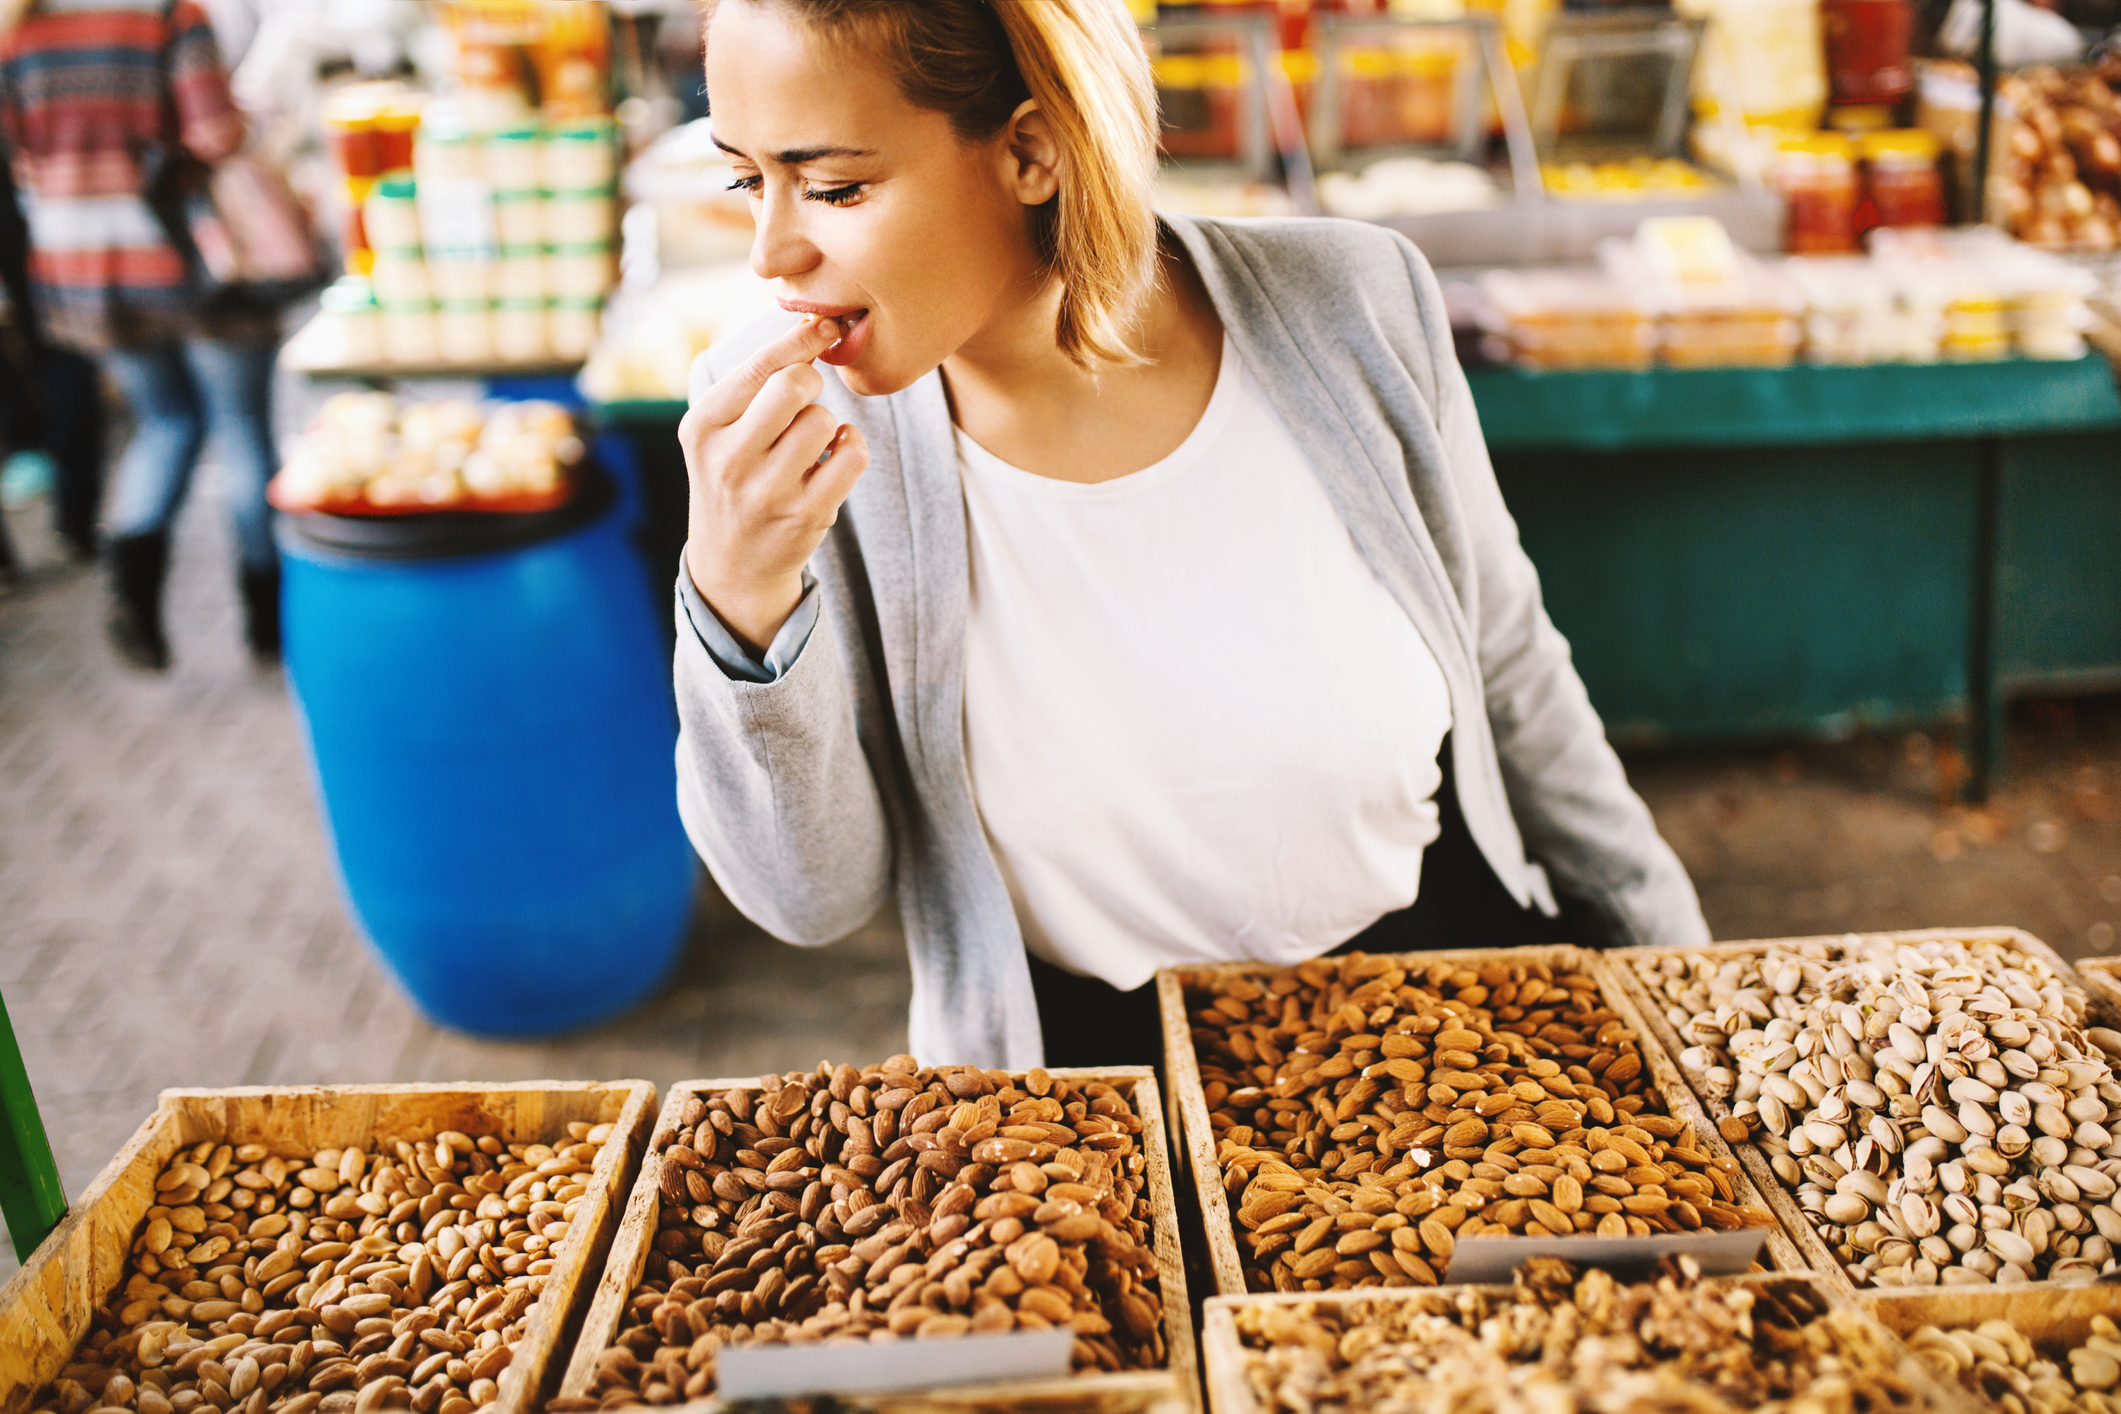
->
[712, 135, 878, 165]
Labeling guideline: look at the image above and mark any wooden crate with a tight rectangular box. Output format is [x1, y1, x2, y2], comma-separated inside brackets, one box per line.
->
[1861, 1282, 2121, 1371]
[0, 1080, 658, 1414]
[1155, 944, 1808, 1298]
[1201, 1274, 1979, 1414]
[560, 1068, 1198, 1414]
[1610, 926, 2107, 1298]
[2076, 954, 2121, 1020]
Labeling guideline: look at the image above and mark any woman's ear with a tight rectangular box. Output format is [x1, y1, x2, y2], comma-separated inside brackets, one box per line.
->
[1001, 99, 1061, 207]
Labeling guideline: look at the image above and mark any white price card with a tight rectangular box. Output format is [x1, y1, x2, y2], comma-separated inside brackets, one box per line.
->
[1441, 1225, 1771, 1285]
[714, 1327, 1077, 1400]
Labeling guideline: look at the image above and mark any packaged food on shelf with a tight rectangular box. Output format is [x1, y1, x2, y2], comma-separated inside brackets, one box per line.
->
[362, 174, 422, 249]
[542, 189, 615, 247]
[1772, 131, 1861, 253]
[1788, 254, 1945, 362]
[1540, 157, 1718, 201]
[1861, 128, 1947, 229]
[1316, 157, 1500, 221]
[549, 299, 602, 362]
[1619, 928, 2121, 1293]
[494, 300, 551, 361]
[552, 1060, 1194, 1410]
[1822, 0, 1914, 108]
[270, 394, 586, 515]
[543, 117, 617, 191]
[578, 262, 779, 402]
[0, 1082, 655, 1414]
[1152, 48, 1247, 162]
[316, 276, 382, 367]
[548, 246, 614, 300]
[437, 301, 495, 364]
[493, 189, 544, 248]
[495, 248, 547, 302]
[484, 124, 543, 191]
[428, 255, 492, 303]
[1208, 1259, 1960, 1414]
[382, 301, 439, 364]
[370, 249, 431, 305]
[1871, 225, 2093, 359]
[1164, 947, 1784, 1297]
[1606, 219, 1805, 368]
[1476, 268, 1658, 370]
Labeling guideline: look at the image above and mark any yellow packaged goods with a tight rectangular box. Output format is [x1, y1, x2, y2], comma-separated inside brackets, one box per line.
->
[1183, 951, 1776, 1294]
[1217, 1258, 1952, 1414]
[1625, 930, 2121, 1289]
[14, 1120, 630, 1414]
[562, 1060, 1176, 1407]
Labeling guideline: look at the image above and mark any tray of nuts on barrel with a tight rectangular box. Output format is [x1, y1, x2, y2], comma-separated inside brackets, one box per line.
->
[1155, 947, 1797, 1297]
[553, 1059, 1195, 1412]
[1617, 927, 2121, 1295]
[0, 1081, 657, 1414]
[1201, 1254, 1973, 1414]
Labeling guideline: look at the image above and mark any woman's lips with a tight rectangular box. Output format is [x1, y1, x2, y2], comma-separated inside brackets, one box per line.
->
[818, 309, 871, 366]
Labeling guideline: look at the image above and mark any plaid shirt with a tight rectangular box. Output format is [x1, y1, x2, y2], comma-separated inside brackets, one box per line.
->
[0, 0, 245, 352]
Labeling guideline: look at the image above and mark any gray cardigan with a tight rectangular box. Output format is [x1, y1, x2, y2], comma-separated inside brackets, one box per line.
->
[673, 212, 1709, 1068]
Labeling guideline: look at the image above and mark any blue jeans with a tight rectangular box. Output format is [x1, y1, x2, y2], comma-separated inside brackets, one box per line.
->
[104, 339, 279, 574]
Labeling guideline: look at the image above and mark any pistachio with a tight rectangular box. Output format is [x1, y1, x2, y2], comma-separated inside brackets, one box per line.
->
[1633, 934, 2121, 1288]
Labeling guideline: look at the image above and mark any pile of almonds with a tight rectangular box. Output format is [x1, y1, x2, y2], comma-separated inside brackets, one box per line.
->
[1185, 953, 1775, 1294]
[566, 1059, 1166, 1407]
[29, 1123, 617, 1414]
[1232, 1256, 1940, 1414]
[1906, 1313, 2121, 1411]
[1631, 935, 2121, 1287]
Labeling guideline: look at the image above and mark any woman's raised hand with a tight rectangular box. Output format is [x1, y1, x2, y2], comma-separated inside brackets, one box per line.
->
[679, 317, 870, 652]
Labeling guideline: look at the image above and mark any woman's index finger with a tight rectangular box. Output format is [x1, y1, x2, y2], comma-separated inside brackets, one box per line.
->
[693, 316, 842, 427]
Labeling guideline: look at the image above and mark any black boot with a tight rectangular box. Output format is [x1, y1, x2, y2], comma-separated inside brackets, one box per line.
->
[239, 564, 281, 663]
[106, 531, 171, 671]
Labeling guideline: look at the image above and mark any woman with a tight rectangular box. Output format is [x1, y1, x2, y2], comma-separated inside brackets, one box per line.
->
[0, 0, 282, 669]
[677, 0, 1709, 1069]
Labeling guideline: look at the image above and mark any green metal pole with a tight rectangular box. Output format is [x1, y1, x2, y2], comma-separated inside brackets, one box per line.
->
[0, 985, 66, 1263]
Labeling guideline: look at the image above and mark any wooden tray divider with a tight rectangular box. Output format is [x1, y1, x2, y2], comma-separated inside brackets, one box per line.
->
[0, 1080, 658, 1414]
[561, 1068, 1198, 1414]
[1155, 944, 1807, 1299]
[1610, 926, 2115, 1300]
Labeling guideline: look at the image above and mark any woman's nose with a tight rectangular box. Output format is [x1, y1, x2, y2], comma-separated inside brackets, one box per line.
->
[750, 187, 817, 282]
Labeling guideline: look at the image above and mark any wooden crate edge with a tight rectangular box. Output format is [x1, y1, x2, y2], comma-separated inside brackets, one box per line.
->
[1155, 970, 1250, 1299]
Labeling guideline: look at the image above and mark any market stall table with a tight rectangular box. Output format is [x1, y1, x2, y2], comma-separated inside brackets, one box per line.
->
[1469, 356, 2121, 793]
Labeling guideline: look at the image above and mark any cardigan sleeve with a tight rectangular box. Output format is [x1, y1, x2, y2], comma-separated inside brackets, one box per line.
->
[671, 345, 894, 946]
[1399, 242, 1711, 951]
[168, 1, 245, 164]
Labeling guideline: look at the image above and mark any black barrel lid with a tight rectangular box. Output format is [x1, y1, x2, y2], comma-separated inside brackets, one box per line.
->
[280, 464, 617, 563]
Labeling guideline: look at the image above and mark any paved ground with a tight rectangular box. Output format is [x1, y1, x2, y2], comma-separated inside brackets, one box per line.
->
[7, 468, 2121, 1283]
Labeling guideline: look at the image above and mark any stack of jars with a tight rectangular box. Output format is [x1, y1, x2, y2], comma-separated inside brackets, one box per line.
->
[353, 109, 617, 368]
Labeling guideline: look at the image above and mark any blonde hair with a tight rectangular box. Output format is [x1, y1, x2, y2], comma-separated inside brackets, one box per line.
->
[718, 0, 1161, 367]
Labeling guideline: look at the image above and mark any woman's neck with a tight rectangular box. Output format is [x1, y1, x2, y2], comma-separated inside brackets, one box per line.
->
[940, 241, 1224, 485]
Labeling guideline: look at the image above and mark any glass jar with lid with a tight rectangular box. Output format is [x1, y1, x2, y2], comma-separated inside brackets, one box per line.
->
[1860, 129, 1945, 229]
[1772, 132, 1860, 254]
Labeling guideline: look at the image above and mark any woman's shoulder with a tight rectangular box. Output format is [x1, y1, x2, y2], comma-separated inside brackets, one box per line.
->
[1167, 212, 1433, 295]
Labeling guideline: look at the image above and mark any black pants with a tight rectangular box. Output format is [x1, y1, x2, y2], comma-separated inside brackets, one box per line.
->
[1027, 737, 1569, 1069]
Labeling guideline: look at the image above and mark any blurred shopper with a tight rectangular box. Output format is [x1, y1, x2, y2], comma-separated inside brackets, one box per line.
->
[676, 0, 1711, 1069]
[0, 0, 283, 669]
[0, 146, 105, 563]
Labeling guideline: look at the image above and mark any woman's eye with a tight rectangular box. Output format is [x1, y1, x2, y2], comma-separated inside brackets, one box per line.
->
[804, 183, 864, 206]
[726, 174, 763, 195]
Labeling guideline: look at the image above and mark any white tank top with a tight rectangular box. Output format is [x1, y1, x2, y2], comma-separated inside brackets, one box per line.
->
[958, 337, 1455, 991]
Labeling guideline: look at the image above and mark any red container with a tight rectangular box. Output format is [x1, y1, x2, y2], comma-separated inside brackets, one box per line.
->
[1821, 0, 1914, 108]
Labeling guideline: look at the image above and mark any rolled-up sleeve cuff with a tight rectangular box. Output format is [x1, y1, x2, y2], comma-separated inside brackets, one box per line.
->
[676, 563, 821, 684]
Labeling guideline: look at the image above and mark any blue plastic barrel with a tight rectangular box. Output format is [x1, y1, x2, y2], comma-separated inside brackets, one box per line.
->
[279, 473, 693, 1035]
